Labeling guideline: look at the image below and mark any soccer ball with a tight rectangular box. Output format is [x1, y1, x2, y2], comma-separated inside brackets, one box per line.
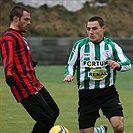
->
[49, 125, 69, 133]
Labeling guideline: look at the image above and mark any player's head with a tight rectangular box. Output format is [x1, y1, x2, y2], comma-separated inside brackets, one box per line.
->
[88, 16, 105, 28]
[9, 6, 31, 32]
[86, 16, 106, 43]
[9, 6, 30, 21]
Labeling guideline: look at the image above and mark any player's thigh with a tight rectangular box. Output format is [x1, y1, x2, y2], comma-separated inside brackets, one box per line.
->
[78, 110, 99, 129]
[78, 90, 100, 129]
[39, 87, 59, 117]
[101, 97, 123, 119]
[20, 92, 55, 121]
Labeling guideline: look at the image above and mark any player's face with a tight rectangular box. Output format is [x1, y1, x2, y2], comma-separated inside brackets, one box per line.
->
[87, 21, 106, 43]
[18, 11, 31, 32]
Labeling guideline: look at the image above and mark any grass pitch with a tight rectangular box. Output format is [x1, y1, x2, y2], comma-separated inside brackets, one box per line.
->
[0, 66, 132, 133]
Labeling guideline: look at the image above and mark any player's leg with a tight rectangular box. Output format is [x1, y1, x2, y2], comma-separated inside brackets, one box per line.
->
[39, 87, 59, 123]
[20, 88, 59, 133]
[110, 116, 124, 133]
[79, 112, 107, 133]
[32, 87, 59, 133]
[78, 89, 107, 133]
[80, 127, 94, 133]
[101, 86, 124, 133]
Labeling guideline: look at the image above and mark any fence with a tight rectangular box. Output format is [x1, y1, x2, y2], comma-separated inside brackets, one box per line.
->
[0, 37, 133, 65]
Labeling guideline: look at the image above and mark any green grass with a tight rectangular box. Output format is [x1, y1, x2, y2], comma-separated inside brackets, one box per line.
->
[0, 66, 132, 133]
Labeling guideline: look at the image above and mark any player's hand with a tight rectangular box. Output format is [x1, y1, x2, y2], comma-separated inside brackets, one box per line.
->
[108, 60, 121, 70]
[63, 75, 74, 82]
[6, 75, 16, 87]
[32, 61, 38, 67]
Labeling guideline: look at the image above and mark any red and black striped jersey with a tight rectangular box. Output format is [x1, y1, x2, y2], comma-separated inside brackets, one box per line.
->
[0, 28, 43, 102]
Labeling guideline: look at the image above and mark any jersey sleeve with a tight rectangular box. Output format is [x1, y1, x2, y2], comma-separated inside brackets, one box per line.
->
[1, 40, 14, 76]
[65, 41, 80, 76]
[113, 43, 131, 72]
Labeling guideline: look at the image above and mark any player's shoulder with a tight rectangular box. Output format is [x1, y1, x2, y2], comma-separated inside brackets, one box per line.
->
[0, 29, 19, 44]
[74, 37, 90, 46]
[6, 29, 22, 40]
[2, 29, 15, 38]
[104, 37, 113, 43]
[104, 37, 117, 46]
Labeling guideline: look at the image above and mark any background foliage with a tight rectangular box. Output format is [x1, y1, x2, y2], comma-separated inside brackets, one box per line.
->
[0, 0, 133, 37]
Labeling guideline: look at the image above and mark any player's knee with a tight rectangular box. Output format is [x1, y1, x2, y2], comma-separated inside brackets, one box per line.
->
[113, 123, 124, 133]
[110, 116, 124, 133]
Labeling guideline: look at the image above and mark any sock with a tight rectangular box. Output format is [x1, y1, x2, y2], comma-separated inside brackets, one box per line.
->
[93, 126, 105, 133]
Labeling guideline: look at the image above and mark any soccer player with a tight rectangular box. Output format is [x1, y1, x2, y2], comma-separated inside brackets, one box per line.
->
[64, 16, 131, 133]
[0, 6, 59, 133]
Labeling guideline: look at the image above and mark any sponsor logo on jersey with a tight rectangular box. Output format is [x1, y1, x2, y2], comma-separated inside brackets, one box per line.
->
[84, 60, 108, 68]
[88, 69, 108, 80]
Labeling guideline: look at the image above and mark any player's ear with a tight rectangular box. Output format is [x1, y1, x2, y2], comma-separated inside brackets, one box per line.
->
[13, 16, 19, 22]
[102, 25, 106, 32]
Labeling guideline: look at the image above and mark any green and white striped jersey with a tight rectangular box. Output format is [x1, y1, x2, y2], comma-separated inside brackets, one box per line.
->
[65, 37, 131, 90]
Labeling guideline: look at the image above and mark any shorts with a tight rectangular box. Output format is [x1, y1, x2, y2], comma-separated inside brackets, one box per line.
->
[78, 85, 123, 129]
[20, 87, 59, 121]
[20, 87, 59, 133]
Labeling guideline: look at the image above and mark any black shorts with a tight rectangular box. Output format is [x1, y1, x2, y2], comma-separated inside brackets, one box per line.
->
[20, 87, 59, 121]
[78, 85, 123, 129]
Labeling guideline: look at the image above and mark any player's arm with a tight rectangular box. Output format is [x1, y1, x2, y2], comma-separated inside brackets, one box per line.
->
[111, 43, 131, 71]
[1, 40, 16, 87]
[64, 41, 80, 82]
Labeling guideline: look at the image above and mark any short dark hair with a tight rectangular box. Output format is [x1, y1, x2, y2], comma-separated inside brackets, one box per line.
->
[88, 16, 105, 27]
[9, 6, 30, 21]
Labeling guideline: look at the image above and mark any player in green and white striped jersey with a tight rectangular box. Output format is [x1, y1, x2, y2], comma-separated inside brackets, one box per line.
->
[65, 37, 131, 90]
[64, 16, 131, 133]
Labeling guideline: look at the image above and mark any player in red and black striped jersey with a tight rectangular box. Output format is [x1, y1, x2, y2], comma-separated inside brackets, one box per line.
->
[0, 6, 59, 133]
